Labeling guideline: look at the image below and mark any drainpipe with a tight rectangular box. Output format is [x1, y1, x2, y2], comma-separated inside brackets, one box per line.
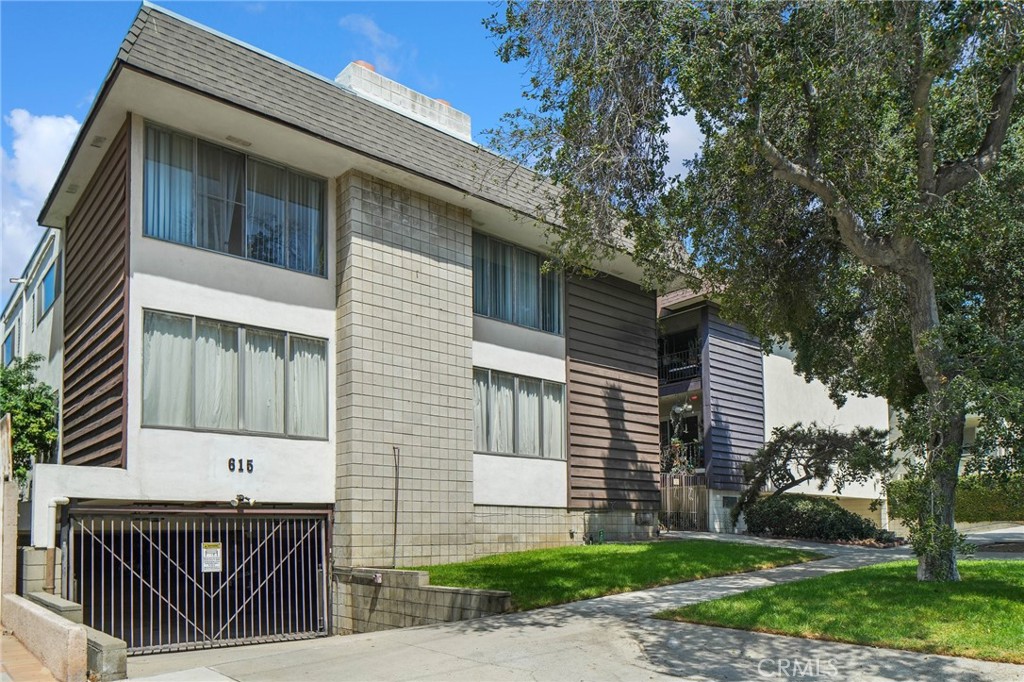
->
[392, 446, 400, 569]
[43, 497, 69, 594]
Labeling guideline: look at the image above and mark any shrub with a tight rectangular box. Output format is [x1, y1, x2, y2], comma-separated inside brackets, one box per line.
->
[888, 475, 1024, 524]
[744, 494, 886, 542]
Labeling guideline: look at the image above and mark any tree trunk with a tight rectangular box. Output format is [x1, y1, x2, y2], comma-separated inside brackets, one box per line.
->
[916, 412, 965, 582]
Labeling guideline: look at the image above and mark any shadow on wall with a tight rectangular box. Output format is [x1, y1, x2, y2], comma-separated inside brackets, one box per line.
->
[707, 407, 755, 533]
[577, 384, 658, 542]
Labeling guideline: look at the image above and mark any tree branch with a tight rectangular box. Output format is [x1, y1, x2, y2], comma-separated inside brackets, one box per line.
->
[752, 106, 949, 392]
[912, 5, 982, 205]
[768, 473, 815, 497]
[913, 35, 937, 201]
[801, 80, 821, 172]
[933, 64, 1021, 199]
[742, 38, 951, 394]
[752, 116, 902, 271]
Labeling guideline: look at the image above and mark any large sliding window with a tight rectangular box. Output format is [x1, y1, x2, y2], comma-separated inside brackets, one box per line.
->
[473, 232, 563, 334]
[144, 124, 326, 277]
[473, 368, 565, 459]
[142, 310, 328, 438]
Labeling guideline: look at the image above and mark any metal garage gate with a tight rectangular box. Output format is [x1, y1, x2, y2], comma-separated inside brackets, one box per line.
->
[65, 509, 329, 654]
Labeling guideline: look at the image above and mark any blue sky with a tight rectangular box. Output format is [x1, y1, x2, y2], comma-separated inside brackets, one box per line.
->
[1, 1, 701, 306]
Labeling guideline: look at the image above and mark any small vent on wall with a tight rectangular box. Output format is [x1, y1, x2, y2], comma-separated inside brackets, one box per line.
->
[89, 136, 106, 148]
[66, 184, 79, 194]
[226, 135, 252, 148]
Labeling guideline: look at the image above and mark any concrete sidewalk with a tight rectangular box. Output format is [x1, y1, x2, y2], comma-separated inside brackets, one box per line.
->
[128, 541, 1024, 682]
[1, 634, 57, 682]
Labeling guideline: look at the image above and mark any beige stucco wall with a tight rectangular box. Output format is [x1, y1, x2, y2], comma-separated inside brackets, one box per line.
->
[763, 352, 890, 501]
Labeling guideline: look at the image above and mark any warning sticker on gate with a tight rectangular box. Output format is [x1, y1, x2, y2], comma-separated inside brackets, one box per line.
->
[201, 542, 223, 573]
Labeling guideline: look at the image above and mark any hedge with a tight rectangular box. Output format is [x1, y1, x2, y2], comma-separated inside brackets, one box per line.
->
[744, 494, 888, 542]
[887, 475, 1024, 523]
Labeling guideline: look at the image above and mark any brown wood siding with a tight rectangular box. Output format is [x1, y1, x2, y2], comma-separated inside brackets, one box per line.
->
[62, 118, 130, 467]
[703, 306, 765, 491]
[566, 276, 660, 510]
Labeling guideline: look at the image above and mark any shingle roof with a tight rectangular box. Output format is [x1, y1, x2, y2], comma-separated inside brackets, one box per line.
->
[118, 3, 547, 219]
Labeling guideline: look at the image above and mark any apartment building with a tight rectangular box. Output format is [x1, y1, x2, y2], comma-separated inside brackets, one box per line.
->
[2, 228, 64, 390]
[24, 2, 660, 654]
[656, 290, 891, 532]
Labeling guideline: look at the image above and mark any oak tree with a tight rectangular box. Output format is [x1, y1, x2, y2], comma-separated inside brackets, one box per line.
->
[487, 1, 1024, 580]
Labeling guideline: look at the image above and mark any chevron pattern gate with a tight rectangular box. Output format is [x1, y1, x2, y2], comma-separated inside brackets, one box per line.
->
[66, 510, 329, 654]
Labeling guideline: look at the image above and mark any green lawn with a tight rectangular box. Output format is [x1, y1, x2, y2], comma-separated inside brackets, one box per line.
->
[657, 560, 1024, 664]
[409, 540, 822, 611]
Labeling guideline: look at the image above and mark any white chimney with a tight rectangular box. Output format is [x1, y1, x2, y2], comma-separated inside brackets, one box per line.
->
[334, 61, 472, 143]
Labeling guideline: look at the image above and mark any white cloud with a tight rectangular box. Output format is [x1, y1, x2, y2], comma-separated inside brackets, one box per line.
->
[5, 109, 79, 204]
[339, 14, 402, 77]
[339, 14, 400, 52]
[664, 112, 704, 177]
[338, 13, 437, 89]
[2, 109, 80, 304]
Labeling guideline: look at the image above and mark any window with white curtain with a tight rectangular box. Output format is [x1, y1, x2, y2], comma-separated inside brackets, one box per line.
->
[196, 141, 245, 257]
[195, 320, 238, 430]
[473, 232, 563, 334]
[288, 336, 328, 438]
[144, 123, 326, 276]
[142, 311, 194, 427]
[473, 367, 565, 459]
[142, 310, 328, 438]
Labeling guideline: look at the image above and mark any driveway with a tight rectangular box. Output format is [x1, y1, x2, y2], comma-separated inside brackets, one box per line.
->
[128, 538, 1024, 682]
[968, 524, 1024, 550]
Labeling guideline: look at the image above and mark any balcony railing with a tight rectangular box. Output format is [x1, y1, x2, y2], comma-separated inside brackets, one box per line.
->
[658, 349, 702, 385]
[661, 441, 705, 473]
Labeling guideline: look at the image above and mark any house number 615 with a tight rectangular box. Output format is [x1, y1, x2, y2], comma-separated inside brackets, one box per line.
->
[228, 458, 254, 473]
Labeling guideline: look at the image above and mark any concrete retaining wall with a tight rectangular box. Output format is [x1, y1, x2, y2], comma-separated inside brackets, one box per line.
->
[473, 506, 655, 557]
[83, 625, 128, 682]
[15, 592, 126, 681]
[25, 591, 83, 623]
[332, 567, 510, 635]
[1, 593, 87, 682]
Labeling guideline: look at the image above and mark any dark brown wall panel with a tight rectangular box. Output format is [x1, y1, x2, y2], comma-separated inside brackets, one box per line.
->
[567, 276, 660, 510]
[704, 307, 765, 490]
[62, 117, 130, 467]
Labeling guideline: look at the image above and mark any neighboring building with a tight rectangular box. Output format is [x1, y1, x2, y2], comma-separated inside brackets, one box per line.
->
[2, 227, 64, 478]
[26, 3, 660, 654]
[657, 290, 890, 532]
[2, 227, 64, 391]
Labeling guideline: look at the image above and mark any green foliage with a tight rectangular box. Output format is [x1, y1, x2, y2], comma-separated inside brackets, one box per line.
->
[488, 0, 1024, 580]
[889, 475, 1024, 523]
[411, 540, 821, 611]
[743, 493, 890, 542]
[658, 560, 1024, 664]
[0, 353, 58, 483]
[734, 422, 892, 522]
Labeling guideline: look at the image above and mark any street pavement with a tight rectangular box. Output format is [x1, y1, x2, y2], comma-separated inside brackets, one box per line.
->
[128, 529, 1024, 682]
